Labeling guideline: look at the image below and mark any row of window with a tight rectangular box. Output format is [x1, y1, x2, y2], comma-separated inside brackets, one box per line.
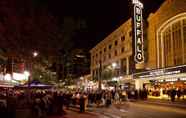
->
[91, 28, 132, 67]
[92, 58, 128, 78]
[92, 46, 127, 65]
[98, 36, 125, 56]
[93, 31, 132, 59]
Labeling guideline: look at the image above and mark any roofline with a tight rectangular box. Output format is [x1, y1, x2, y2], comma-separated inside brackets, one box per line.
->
[90, 18, 132, 53]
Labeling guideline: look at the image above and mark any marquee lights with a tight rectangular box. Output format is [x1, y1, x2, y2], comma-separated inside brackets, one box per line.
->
[139, 70, 181, 78]
[180, 78, 186, 81]
[132, 0, 145, 68]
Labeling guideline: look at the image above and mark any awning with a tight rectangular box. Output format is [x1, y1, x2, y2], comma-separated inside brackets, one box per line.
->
[15, 80, 53, 89]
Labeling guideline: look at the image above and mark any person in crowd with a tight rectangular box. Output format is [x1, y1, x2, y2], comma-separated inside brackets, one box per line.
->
[0, 94, 7, 118]
[7, 93, 16, 118]
[111, 90, 115, 101]
[96, 91, 102, 107]
[182, 89, 186, 100]
[170, 88, 177, 102]
[64, 91, 72, 110]
[177, 88, 182, 100]
[79, 92, 86, 113]
[114, 91, 120, 104]
[105, 91, 112, 107]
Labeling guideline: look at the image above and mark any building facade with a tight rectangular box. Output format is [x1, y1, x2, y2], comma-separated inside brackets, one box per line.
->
[135, 0, 186, 92]
[90, 19, 133, 81]
[147, 0, 186, 69]
[90, 0, 186, 92]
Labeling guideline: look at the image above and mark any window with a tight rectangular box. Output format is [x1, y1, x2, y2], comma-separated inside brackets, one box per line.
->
[172, 21, 182, 66]
[96, 53, 98, 57]
[160, 18, 186, 67]
[115, 40, 118, 46]
[121, 47, 125, 53]
[109, 44, 112, 49]
[115, 50, 118, 56]
[108, 53, 111, 59]
[104, 48, 106, 52]
[121, 35, 125, 41]
[163, 27, 171, 67]
[99, 51, 102, 54]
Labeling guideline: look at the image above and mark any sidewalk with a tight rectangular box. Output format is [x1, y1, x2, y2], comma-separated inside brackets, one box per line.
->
[137, 98, 186, 109]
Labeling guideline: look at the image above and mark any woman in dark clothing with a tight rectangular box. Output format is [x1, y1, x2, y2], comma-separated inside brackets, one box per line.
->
[79, 93, 85, 113]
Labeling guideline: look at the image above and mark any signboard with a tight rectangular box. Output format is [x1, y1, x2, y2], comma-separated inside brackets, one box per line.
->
[133, 65, 186, 79]
[132, 0, 144, 69]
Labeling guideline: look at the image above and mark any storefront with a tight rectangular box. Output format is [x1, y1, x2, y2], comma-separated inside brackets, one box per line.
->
[133, 65, 186, 99]
[0, 72, 30, 88]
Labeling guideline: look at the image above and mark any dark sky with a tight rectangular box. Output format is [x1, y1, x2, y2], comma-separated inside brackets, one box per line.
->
[45, 0, 164, 50]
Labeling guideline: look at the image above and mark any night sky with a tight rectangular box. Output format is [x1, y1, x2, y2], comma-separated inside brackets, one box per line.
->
[46, 0, 165, 49]
[0, 0, 165, 56]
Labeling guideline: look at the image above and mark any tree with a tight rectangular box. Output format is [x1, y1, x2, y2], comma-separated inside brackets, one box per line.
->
[102, 68, 113, 80]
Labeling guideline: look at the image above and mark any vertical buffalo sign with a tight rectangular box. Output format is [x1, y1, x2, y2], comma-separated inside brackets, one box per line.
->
[132, 0, 144, 69]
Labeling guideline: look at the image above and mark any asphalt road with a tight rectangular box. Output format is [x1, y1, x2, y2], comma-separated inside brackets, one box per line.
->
[125, 102, 186, 118]
[48, 102, 186, 118]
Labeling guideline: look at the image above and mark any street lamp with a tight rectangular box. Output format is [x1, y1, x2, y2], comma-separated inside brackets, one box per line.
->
[112, 62, 117, 69]
[33, 51, 38, 57]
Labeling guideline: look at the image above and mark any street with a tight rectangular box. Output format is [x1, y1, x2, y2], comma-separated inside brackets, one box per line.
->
[126, 102, 186, 118]
[48, 107, 99, 118]
[48, 101, 186, 118]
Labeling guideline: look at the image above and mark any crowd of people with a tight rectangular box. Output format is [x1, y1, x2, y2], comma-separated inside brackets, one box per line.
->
[0, 87, 185, 118]
[148, 87, 186, 102]
[0, 88, 131, 118]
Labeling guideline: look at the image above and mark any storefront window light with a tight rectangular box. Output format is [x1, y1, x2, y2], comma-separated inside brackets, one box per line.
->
[180, 78, 186, 81]
[166, 78, 178, 82]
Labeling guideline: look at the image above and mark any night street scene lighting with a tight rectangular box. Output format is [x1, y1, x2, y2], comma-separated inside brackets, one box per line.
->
[0, 0, 186, 118]
[33, 51, 38, 58]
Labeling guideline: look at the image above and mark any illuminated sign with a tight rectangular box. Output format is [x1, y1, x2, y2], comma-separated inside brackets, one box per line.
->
[180, 78, 186, 81]
[132, 0, 143, 8]
[132, 0, 144, 68]
[133, 65, 186, 79]
[138, 70, 181, 78]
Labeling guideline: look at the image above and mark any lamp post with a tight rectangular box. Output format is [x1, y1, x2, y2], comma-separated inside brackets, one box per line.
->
[98, 60, 102, 90]
[33, 51, 38, 58]
[30, 51, 38, 81]
[112, 62, 118, 77]
[112, 62, 117, 69]
[26, 51, 38, 102]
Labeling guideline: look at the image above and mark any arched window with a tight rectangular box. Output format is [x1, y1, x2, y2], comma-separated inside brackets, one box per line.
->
[157, 13, 186, 68]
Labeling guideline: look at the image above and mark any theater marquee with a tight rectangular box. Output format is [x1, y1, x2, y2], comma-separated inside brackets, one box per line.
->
[132, 0, 144, 69]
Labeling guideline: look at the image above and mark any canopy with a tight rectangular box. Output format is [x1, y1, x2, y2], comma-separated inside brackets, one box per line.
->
[15, 80, 53, 89]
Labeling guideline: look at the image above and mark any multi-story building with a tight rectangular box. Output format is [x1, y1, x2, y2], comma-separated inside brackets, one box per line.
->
[90, 0, 186, 92]
[134, 0, 186, 92]
[147, 0, 186, 69]
[90, 19, 133, 81]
